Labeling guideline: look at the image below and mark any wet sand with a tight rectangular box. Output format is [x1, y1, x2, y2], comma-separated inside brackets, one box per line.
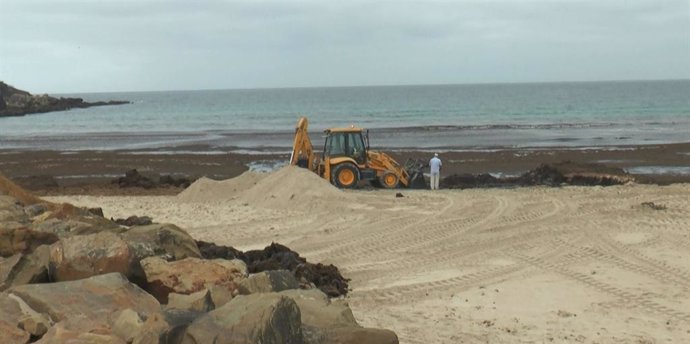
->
[1, 142, 689, 195]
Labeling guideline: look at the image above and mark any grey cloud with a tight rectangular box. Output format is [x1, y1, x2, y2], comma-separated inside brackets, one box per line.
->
[1, 0, 688, 92]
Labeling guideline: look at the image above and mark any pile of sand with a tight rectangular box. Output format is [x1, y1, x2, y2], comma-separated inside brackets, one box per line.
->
[177, 171, 266, 202]
[238, 165, 352, 209]
[178, 166, 351, 210]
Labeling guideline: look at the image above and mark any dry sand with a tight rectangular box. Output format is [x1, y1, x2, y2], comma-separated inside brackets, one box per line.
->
[47, 167, 690, 343]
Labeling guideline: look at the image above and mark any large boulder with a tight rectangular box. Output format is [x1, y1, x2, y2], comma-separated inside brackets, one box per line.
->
[181, 293, 303, 344]
[9, 273, 160, 328]
[239, 269, 300, 295]
[0, 245, 50, 291]
[141, 256, 247, 303]
[122, 223, 201, 261]
[280, 289, 398, 344]
[49, 231, 136, 282]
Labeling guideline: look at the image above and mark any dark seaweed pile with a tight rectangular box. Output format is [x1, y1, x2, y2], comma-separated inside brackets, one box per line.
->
[196, 241, 350, 297]
[442, 162, 630, 189]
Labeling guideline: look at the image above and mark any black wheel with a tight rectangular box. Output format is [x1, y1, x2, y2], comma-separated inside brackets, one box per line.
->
[331, 163, 360, 189]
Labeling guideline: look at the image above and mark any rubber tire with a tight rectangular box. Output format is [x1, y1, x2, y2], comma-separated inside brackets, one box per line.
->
[379, 172, 399, 189]
[332, 163, 360, 189]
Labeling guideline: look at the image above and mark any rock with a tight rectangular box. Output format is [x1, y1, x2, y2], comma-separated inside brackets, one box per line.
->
[122, 223, 201, 261]
[395, 192, 404, 198]
[115, 215, 153, 227]
[0, 225, 58, 257]
[112, 309, 145, 343]
[280, 289, 399, 344]
[0, 196, 27, 222]
[0, 254, 22, 290]
[31, 218, 71, 236]
[322, 327, 399, 344]
[0, 245, 50, 291]
[131, 312, 171, 344]
[18, 312, 51, 337]
[182, 293, 303, 344]
[35, 321, 127, 344]
[9, 273, 160, 326]
[238, 270, 300, 295]
[0, 178, 46, 207]
[280, 289, 357, 328]
[0, 81, 129, 118]
[49, 231, 136, 281]
[141, 256, 246, 303]
[88, 207, 105, 217]
[124, 309, 204, 344]
[0, 293, 31, 344]
[207, 284, 235, 309]
[166, 289, 215, 312]
[23, 203, 49, 218]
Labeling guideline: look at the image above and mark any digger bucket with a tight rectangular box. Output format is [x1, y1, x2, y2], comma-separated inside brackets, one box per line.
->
[404, 159, 428, 189]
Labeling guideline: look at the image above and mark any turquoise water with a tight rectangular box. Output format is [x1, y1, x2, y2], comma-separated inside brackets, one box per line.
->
[1, 80, 688, 151]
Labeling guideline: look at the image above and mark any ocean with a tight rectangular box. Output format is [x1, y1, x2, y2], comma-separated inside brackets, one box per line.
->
[1, 80, 688, 152]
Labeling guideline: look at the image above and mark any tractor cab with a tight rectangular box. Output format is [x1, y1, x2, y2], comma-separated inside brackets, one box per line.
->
[323, 127, 368, 165]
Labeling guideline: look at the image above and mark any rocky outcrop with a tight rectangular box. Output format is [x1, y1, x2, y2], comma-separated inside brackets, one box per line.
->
[0, 81, 128, 117]
[0, 181, 399, 343]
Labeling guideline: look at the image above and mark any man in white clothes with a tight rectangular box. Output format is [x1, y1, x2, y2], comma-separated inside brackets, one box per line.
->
[429, 153, 442, 190]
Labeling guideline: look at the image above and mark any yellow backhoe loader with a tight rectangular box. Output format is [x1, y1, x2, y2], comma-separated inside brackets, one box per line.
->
[289, 116, 426, 189]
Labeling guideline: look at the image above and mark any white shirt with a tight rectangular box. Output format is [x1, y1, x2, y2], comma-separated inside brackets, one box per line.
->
[430, 157, 442, 174]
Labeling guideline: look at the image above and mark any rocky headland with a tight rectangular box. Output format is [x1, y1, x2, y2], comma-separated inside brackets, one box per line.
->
[0, 82, 128, 117]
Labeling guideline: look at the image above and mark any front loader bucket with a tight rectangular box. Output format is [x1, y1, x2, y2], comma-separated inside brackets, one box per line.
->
[404, 158, 428, 189]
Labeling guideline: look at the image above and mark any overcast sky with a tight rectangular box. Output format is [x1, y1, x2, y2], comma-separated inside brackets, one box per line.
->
[1, 0, 688, 93]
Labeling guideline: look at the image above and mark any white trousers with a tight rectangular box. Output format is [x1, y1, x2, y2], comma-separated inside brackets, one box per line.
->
[430, 173, 440, 190]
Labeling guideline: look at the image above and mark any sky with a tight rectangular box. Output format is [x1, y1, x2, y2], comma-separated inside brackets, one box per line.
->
[1, 0, 689, 93]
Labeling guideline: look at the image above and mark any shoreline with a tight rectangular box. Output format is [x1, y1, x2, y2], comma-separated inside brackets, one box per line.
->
[1, 142, 689, 195]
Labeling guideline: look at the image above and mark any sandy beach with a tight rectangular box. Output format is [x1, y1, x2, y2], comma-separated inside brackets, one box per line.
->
[45, 167, 690, 343]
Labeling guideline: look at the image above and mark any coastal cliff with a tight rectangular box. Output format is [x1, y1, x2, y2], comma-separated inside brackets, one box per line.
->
[0, 81, 128, 117]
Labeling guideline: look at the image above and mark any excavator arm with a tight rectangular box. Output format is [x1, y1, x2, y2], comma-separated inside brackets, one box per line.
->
[290, 116, 315, 170]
